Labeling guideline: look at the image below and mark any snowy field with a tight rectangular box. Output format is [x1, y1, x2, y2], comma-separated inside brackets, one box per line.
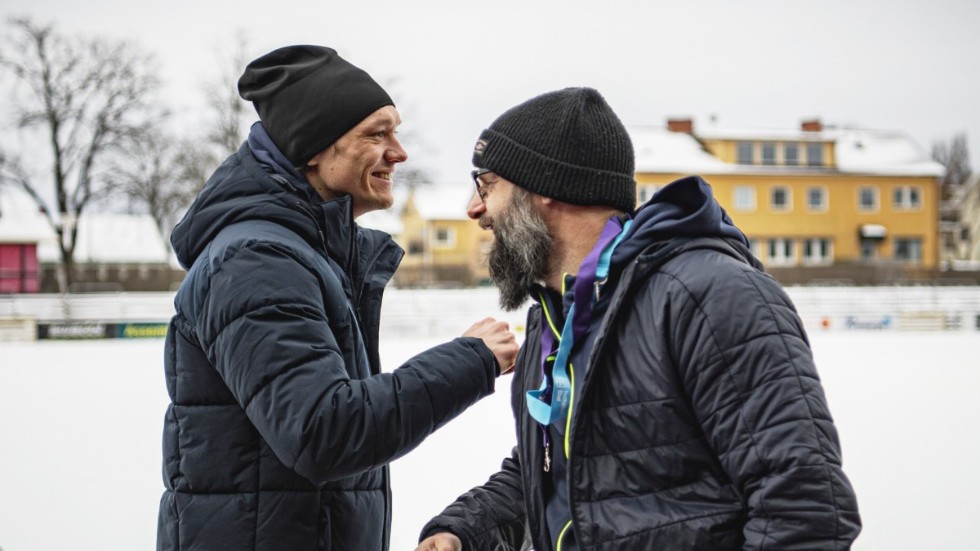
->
[1, 331, 978, 550]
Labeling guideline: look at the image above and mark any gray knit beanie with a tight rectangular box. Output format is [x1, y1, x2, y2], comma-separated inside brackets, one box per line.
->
[472, 87, 636, 213]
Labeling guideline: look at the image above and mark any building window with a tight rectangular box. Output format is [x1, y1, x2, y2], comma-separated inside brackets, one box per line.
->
[733, 186, 756, 211]
[806, 186, 827, 211]
[638, 184, 660, 204]
[737, 142, 753, 164]
[784, 143, 799, 166]
[892, 186, 922, 210]
[433, 227, 455, 247]
[806, 143, 824, 167]
[893, 238, 922, 263]
[858, 186, 878, 211]
[748, 238, 763, 260]
[802, 238, 833, 265]
[761, 143, 776, 165]
[767, 238, 796, 266]
[770, 186, 791, 211]
[408, 240, 423, 255]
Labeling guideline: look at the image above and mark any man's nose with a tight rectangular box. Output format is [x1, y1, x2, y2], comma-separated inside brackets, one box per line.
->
[386, 136, 408, 163]
[466, 191, 486, 220]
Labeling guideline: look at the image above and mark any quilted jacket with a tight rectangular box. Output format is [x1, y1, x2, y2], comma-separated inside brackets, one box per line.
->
[422, 176, 861, 550]
[158, 142, 498, 551]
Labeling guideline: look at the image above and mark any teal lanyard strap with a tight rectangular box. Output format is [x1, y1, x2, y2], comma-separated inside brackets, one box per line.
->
[526, 218, 632, 427]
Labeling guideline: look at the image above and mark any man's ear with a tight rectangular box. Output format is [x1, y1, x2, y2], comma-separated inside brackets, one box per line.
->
[305, 150, 323, 171]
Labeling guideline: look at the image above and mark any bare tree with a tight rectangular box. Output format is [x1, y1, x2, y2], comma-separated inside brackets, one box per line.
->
[104, 130, 208, 244]
[0, 17, 162, 291]
[103, 32, 252, 251]
[203, 31, 252, 158]
[932, 133, 973, 199]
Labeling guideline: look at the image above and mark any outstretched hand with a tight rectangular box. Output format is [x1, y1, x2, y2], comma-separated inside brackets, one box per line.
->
[415, 532, 462, 551]
[462, 317, 519, 375]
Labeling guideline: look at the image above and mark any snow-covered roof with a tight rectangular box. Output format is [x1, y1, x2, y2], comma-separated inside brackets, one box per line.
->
[632, 124, 945, 178]
[631, 127, 729, 174]
[834, 130, 945, 176]
[2, 185, 171, 262]
[409, 183, 474, 221]
[357, 208, 403, 235]
[0, 186, 53, 243]
[37, 213, 169, 264]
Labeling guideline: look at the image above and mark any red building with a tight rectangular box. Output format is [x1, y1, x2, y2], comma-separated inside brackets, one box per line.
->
[0, 187, 50, 293]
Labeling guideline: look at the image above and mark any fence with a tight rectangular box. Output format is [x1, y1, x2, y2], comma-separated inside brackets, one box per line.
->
[2, 286, 979, 341]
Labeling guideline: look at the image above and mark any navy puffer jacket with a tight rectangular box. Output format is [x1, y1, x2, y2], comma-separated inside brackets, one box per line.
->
[422, 176, 861, 550]
[158, 143, 499, 551]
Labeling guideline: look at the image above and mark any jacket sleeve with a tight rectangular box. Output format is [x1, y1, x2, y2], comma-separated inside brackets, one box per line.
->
[419, 447, 527, 550]
[196, 240, 498, 483]
[665, 253, 861, 549]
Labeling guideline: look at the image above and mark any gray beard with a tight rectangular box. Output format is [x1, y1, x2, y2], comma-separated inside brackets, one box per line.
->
[487, 190, 553, 311]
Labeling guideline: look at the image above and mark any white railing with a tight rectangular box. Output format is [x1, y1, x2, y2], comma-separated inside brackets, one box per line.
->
[1, 286, 979, 340]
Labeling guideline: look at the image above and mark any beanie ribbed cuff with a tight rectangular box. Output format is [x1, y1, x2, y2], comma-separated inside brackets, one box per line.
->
[476, 128, 637, 214]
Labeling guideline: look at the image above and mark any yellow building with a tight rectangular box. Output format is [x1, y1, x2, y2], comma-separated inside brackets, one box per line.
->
[632, 119, 945, 284]
[393, 184, 491, 287]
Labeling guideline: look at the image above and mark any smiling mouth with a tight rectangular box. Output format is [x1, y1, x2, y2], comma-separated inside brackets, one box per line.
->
[373, 172, 392, 181]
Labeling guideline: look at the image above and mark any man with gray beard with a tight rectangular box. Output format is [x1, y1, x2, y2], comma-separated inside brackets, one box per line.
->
[482, 185, 553, 312]
[417, 87, 860, 550]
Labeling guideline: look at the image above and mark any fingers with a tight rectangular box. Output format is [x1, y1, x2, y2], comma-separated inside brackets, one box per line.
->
[416, 533, 462, 551]
[462, 317, 519, 376]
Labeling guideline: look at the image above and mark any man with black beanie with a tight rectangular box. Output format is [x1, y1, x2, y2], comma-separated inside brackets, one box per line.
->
[417, 87, 861, 550]
[157, 45, 518, 551]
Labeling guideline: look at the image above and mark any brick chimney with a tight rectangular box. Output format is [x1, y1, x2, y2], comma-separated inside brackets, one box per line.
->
[667, 118, 694, 133]
[801, 118, 823, 132]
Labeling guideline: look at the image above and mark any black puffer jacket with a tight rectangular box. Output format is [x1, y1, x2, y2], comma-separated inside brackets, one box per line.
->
[157, 144, 499, 551]
[422, 176, 861, 550]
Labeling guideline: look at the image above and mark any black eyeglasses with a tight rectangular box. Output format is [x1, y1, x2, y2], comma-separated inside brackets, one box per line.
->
[471, 168, 493, 200]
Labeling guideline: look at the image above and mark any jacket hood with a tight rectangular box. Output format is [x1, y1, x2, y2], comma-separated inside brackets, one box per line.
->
[171, 141, 340, 270]
[612, 175, 749, 266]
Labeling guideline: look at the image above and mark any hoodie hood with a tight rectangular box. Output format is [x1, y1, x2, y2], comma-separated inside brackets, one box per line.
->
[171, 131, 340, 270]
[612, 175, 749, 266]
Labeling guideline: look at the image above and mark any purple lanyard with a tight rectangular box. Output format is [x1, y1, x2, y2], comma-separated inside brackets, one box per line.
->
[527, 217, 629, 427]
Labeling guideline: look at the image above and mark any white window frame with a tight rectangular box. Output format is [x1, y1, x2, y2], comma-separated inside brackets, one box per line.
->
[770, 185, 792, 212]
[737, 142, 754, 164]
[761, 142, 777, 165]
[432, 226, 456, 248]
[806, 185, 828, 212]
[733, 186, 757, 211]
[802, 238, 833, 266]
[858, 186, 879, 212]
[892, 185, 923, 210]
[893, 237, 923, 264]
[806, 142, 824, 167]
[784, 143, 800, 166]
[766, 238, 796, 266]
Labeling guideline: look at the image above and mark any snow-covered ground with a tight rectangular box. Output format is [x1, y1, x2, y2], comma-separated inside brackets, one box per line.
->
[0, 331, 977, 550]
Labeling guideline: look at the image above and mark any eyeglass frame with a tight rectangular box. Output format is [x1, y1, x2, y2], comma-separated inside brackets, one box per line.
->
[471, 168, 494, 200]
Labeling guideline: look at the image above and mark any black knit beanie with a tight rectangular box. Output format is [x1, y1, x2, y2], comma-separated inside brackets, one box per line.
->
[238, 45, 394, 167]
[472, 87, 636, 213]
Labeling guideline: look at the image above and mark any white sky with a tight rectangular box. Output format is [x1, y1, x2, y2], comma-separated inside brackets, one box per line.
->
[4, 0, 979, 185]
